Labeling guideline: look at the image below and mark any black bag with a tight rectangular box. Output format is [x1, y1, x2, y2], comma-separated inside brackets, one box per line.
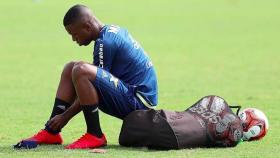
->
[119, 95, 243, 149]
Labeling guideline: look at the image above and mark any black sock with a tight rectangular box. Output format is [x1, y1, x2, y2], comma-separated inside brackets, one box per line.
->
[82, 105, 103, 138]
[45, 98, 71, 134]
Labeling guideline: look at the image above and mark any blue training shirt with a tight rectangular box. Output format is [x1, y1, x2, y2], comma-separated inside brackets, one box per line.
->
[93, 25, 158, 106]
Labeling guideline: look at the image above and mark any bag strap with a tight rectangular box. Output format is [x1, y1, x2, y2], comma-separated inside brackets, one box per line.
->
[229, 105, 241, 115]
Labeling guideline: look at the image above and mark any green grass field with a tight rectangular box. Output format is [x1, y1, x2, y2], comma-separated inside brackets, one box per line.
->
[1, 0, 280, 157]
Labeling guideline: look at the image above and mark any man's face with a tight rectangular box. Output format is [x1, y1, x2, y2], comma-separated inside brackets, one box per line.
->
[65, 22, 93, 46]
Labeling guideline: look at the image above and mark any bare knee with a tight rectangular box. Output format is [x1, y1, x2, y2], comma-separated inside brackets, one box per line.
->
[61, 61, 78, 79]
[72, 63, 97, 82]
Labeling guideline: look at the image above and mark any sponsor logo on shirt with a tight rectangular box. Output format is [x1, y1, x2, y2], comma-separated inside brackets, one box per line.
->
[99, 43, 104, 68]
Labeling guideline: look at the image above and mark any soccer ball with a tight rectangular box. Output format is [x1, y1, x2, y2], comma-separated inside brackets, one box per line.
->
[238, 108, 269, 141]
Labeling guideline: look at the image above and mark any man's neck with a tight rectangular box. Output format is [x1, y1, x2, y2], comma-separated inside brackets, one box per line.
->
[92, 21, 104, 41]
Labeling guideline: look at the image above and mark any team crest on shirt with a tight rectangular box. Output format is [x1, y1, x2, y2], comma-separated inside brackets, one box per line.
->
[110, 75, 119, 88]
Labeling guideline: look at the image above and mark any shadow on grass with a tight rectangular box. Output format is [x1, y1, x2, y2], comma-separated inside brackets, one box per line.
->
[105, 144, 168, 152]
[0, 144, 64, 154]
[0, 144, 162, 154]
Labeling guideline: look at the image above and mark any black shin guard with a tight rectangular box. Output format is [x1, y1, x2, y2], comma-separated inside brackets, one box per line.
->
[45, 98, 71, 134]
[82, 105, 103, 138]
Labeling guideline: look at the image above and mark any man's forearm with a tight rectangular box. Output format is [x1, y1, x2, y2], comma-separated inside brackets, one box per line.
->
[62, 99, 82, 121]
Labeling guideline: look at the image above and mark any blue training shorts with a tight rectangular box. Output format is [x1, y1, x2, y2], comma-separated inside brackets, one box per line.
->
[91, 67, 149, 119]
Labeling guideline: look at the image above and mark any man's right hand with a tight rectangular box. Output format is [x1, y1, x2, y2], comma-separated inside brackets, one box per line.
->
[47, 114, 69, 131]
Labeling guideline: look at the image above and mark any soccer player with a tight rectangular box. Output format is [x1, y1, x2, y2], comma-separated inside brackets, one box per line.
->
[19, 4, 158, 149]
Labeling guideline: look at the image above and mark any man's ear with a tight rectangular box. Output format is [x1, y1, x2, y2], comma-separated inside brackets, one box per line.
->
[84, 22, 92, 32]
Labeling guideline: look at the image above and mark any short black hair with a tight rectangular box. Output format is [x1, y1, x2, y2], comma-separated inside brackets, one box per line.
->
[63, 4, 87, 26]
